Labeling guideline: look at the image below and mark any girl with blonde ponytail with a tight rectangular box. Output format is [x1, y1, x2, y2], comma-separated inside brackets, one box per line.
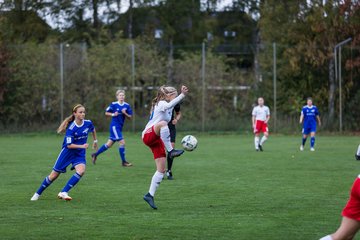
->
[30, 104, 98, 201]
[142, 85, 189, 209]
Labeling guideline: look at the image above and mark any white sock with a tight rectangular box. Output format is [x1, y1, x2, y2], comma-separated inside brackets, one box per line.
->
[319, 235, 332, 240]
[260, 136, 268, 145]
[148, 171, 164, 196]
[357, 144, 360, 155]
[254, 136, 260, 149]
[160, 126, 173, 152]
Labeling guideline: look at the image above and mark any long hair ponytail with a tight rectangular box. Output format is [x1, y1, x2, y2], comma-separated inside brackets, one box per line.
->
[151, 86, 177, 112]
[57, 104, 84, 134]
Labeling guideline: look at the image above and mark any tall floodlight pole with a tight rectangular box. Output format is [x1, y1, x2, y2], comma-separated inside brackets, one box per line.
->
[334, 37, 352, 133]
[273, 42, 277, 133]
[201, 42, 206, 132]
[131, 44, 136, 132]
[60, 43, 64, 122]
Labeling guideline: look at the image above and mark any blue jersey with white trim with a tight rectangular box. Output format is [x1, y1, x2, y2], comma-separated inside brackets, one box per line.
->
[301, 105, 319, 126]
[62, 120, 95, 156]
[106, 102, 133, 130]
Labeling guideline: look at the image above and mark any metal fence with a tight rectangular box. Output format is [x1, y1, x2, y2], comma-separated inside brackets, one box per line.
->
[0, 41, 359, 133]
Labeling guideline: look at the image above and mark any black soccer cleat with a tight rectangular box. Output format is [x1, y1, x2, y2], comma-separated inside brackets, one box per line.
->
[356, 154, 360, 161]
[143, 193, 157, 210]
[166, 170, 174, 180]
[258, 144, 263, 152]
[168, 149, 184, 158]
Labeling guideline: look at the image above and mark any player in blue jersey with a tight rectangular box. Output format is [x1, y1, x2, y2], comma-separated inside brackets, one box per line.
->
[30, 104, 98, 201]
[91, 90, 133, 167]
[299, 97, 321, 151]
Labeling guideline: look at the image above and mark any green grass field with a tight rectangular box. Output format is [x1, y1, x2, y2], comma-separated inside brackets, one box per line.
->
[0, 132, 359, 239]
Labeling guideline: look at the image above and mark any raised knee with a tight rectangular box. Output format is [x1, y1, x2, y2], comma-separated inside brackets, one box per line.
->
[158, 121, 167, 127]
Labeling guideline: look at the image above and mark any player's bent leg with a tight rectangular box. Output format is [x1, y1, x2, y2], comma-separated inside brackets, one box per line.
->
[74, 164, 86, 176]
[154, 121, 184, 158]
[59, 164, 86, 201]
[92, 139, 115, 164]
[153, 121, 168, 135]
[259, 132, 268, 151]
[154, 121, 172, 151]
[31, 170, 60, 201]
[119, 139, 132, 167]
[49, 170, 60, 181]
[106, 139, 115, 148]
[331, 217, 360, 240]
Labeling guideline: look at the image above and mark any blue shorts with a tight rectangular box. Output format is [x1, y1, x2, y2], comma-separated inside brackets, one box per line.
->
[109, 126, 124, 141]
[53, 148, 86, 173]
[302, 124, 317, 135]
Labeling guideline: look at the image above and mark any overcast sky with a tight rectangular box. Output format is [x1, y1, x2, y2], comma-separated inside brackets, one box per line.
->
[43, 0, 234, 29]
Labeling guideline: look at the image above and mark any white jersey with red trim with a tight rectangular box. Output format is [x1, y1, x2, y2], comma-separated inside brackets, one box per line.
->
[142, 93, 185, 137]
[252, 105, 270, 121]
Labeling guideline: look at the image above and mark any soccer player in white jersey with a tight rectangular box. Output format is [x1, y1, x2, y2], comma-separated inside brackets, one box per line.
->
[252, 97, 270, 151]
[142, 85, 188, 209]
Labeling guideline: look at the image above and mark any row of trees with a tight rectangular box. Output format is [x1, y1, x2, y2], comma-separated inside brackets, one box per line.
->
[0, 0, 359, 132]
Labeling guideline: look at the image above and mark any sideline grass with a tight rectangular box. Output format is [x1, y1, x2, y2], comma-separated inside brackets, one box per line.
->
[0, 133, 359, 239]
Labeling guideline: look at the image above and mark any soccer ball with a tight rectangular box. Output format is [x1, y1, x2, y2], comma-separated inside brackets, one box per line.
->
[181, 135, 198, 151]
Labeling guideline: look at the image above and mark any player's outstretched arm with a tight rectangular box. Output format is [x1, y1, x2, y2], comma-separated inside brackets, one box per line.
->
[162, 85, 189, 110]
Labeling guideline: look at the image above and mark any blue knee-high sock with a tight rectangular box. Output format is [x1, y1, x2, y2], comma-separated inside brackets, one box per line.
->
[119, 145, 126, 163]
[310, 137, 315, 148]
[61, 172, 82, 193]
[36, 176, 53, 195]
[302, 137, 307, 146]
[95, 144, 109, 156]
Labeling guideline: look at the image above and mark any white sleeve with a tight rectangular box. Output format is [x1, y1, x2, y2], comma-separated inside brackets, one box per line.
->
[267, 107, 270, 115]
[252, 107, 256, 116]
[157, 93, 185, 111]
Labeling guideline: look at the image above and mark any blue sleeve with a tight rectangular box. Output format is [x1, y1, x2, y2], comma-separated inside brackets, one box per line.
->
[315, 107, 319, 116]
[126, 104, 133, 116]
[64, 128, 74, 146]
[88, 121, 95, 133]
[106, 103, 114, 113]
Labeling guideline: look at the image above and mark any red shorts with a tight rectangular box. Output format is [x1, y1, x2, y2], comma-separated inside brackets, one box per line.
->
[254, 120, 269, 134]
[142, 126, 166, 159]
[342, 177, 360, 221]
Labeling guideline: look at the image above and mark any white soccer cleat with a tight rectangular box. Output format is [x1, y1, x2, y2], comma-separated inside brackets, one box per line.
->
[310, 147, 315, 152]
[58, 192, 72, 201]
[30, 193, 40, 201]
[300, 145, 304, 151]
